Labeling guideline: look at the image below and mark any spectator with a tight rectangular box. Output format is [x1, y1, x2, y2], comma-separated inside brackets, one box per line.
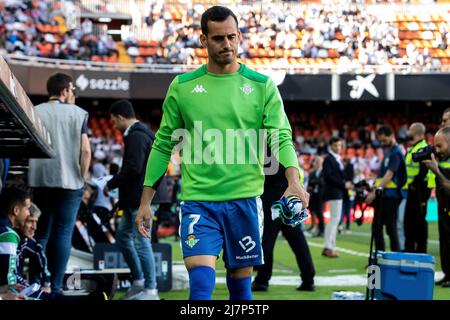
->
[339, 156, 355, 235]
[306, 156, 325, 237]
[28, 73, 91, 294]
[104, 100, 159, 300]
[252, 157, 315, 292]
[322, 137, 353, 257]
[0, 187, 30, 300]
[16, 203, 51, 292]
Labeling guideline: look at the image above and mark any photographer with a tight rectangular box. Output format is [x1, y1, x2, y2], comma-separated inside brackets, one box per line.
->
[403, 123, 430, 254]
[366, 125, 406, 252]
[422, 126, 450, 287]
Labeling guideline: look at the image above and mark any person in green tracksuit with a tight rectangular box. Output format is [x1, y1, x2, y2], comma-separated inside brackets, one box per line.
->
[135, 6, 309, 300]
[0, 187, 30, 300]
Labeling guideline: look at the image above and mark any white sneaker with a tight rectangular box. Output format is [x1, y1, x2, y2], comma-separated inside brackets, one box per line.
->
[121, 284, 144, 300]
[134, 289, 160, 300]
[344, 229, 352, 235]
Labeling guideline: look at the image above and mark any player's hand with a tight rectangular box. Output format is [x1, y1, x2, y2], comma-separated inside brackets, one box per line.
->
[283, 183, 310, 208]
[1, 291, 27, 300]
[41, 286, 51, 293]
[365, 190, 376, 204]
[11, 283, 26, 292]
[423, 153, 439, 175]
[103, 186, 109, 197]
[135, 204, 153, 238]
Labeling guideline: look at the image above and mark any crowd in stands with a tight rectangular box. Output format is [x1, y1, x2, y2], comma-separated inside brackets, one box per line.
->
[0, 1, 119, 62]
[86, 108, 438, 186]
[1, 0, 449, 69]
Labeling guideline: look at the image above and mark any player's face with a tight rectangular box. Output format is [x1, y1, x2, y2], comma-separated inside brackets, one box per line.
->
[14, 198, 31, 229]
[63, 82, 76, 104]
[21, 215, 38, 238]
[378, 134, 393, 147]
[434, 133, 450, 160]
[111, 114, 126, 133]
[330, 141, 342, 154]
[201, 16, 240, 66]
[441, 112, 450, 128]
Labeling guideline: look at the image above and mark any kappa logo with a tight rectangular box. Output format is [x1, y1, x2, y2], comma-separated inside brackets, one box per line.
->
[185, 235, 200, 248]
[240, 83, 254, 95]
[191, 84, 207, 93]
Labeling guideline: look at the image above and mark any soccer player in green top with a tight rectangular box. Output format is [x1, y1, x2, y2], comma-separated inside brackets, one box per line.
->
[135, 5, 309, 300]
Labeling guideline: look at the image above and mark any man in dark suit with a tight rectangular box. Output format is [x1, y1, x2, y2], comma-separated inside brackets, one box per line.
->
[322, 137, 353, 257]
[252, 154, 315, 292]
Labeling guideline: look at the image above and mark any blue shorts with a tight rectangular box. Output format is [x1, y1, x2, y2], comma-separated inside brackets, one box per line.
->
[179, 197, 264, 269]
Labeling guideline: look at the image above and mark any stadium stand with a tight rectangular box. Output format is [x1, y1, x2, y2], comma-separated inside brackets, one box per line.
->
[1, 0, 450, 70]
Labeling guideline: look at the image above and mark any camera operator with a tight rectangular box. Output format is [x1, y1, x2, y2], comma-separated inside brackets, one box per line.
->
[366, 125, 407, 252]
[403, 123, 430, 254]
[422, 126, 450, 287]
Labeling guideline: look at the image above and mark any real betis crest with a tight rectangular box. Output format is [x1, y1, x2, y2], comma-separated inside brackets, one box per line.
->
[185, 235, 199, 248]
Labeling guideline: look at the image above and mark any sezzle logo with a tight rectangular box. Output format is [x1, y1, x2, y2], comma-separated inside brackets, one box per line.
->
[76, 74, 130, 92]
[185, 235, 199, 248]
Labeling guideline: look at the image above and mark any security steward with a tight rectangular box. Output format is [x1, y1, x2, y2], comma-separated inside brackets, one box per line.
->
[403, 123, 431, 253]
[423, 126, 450, 288]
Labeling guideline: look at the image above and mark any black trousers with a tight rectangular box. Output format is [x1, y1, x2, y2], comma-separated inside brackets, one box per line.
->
[254, 186, 315, 286]
[373, 197, 401, 252]
[309, 193, 325, 233]
[438, 205, 450, 277]
[404, 187, 430, 253]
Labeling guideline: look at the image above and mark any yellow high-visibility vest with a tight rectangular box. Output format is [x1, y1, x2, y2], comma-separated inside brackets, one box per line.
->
[404, 140, 429, 190]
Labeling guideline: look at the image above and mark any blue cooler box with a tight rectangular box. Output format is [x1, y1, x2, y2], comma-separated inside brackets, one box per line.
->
[375, 251, 435, 300]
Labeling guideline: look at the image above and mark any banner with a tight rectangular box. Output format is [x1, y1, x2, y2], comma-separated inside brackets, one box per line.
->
[8, 61, 450, 101]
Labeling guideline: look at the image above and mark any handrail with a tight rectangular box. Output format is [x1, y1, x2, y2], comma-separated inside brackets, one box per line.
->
[4, 54, 450, 74]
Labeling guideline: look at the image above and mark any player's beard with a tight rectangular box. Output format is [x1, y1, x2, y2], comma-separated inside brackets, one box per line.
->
[211, 49, 235, 65]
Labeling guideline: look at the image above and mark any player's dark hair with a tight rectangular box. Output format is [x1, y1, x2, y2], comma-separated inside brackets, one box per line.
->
[46, 73, 73, 97]
[109, 163, 119, 175]
[0, 186, 30, 216]
[377, 125, 394, 137]
[109, 99, 136, 119]
[201, 6, 238, 35]
[329, 136, 343, 146]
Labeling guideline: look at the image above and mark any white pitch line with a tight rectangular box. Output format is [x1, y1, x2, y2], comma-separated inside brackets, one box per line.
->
[306, 241, 368, 257]
[215, 275, 368, 287]
[172, 265, 446, 287]
[328, 269, 358, 273]
[348, 231, 439, 245]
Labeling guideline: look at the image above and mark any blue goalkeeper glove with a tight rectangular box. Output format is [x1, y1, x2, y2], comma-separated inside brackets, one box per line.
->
[271, 195, 309, 227]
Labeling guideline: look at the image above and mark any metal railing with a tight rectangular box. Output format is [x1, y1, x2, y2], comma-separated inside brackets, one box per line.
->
[4, 54, 450, 74]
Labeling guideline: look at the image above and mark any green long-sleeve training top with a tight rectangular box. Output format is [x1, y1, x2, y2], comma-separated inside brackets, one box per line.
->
[144, 63, 300, 201]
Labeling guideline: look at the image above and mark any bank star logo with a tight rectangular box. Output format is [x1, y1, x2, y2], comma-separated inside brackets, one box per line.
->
[240, 83, 253, 95]
[347, 74, 379, 99]
[185, 235, 199, 248]
[76, 74, 89, 91]
[191, 84, 207, 93]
